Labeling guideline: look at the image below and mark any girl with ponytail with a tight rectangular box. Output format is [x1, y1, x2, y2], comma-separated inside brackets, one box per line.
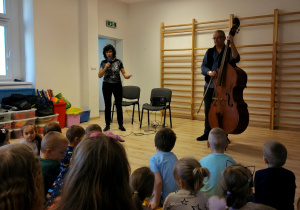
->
[207, 164, 275, 210]
[130, 166, 155, 210]
[163, 157, 210, 210]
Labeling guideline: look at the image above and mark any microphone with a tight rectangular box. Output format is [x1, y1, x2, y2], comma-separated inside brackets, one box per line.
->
[107, 58, 112, 64]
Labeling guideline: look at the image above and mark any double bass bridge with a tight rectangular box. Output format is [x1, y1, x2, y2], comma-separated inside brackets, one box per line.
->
[212, 93, 233, 107]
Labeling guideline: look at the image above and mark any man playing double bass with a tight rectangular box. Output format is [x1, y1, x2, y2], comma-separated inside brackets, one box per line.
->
[196, 30, 240, 141]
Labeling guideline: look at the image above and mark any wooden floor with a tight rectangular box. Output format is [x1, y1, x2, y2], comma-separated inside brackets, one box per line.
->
[11, 111, 300, 207]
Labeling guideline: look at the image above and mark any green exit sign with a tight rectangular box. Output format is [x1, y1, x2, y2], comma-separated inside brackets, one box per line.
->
[106, 20, 117, 28]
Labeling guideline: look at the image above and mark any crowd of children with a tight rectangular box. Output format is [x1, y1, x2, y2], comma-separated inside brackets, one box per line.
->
[0, 122, 298, 210]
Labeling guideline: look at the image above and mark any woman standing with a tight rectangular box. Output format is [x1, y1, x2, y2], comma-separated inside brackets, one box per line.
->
[98, 44, 131, 131]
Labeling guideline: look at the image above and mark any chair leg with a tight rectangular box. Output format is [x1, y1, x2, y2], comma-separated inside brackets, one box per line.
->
[132, 105, 135, 124]
[169, 107, 172, 128]
[111, 104, 115, 123]
[147, 110, 150, 125]
[137, 103, 140, 121]
[140, 108, 144, 128]
[163, 108, 166, 128]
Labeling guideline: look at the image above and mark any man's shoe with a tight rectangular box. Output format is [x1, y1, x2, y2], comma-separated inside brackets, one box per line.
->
[103, 125, 110, 131]
[119, 125, 126, 131]
[196, 133, 209, 141]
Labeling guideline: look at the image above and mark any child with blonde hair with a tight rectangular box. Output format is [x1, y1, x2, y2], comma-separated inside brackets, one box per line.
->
[20, 122, 42, 155]
[130, 166, 155, 210]
[200, 127, 235, 197]
[0, 143, 44, 210]
[0, 128, 10, 146]
[254, 140, 295, 210]
[163, 157, 209, 210]
[40, 131, 68, 197]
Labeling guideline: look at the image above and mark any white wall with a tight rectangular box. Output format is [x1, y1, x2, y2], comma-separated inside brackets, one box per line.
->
[30, 0, 99, 117]
[18, 0, 300, 118]
[33, 0, 81, 106]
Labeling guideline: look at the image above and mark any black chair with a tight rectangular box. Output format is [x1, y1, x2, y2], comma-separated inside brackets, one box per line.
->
[140, 88, 172, 128]
[111, 86, 140, 124]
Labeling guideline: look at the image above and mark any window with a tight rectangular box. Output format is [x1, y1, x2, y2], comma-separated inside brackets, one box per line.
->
[0, 1, 4, 13]
[0, 0, 11, 80]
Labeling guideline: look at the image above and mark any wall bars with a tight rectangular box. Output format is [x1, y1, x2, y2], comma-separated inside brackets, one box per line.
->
[161, 9, 300, 130]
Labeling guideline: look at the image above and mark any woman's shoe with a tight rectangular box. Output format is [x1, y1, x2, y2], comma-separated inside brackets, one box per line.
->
[103, 125, 110, 131]
[119, 125, 126, 131]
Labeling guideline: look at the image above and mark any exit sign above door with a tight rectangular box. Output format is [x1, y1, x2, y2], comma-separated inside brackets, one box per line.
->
[106, 20, 117, 28]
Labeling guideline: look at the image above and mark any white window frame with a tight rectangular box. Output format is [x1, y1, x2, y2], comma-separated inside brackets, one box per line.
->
[0, 0, 12, 81]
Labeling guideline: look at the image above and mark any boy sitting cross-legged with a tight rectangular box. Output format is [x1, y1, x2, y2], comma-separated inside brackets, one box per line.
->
[149, 128, 178, 210]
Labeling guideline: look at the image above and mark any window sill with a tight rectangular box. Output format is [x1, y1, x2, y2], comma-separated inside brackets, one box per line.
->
[0, 82, 33, 89]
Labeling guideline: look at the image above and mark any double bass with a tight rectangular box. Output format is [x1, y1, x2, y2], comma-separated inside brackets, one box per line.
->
[208, 18, 249, 134]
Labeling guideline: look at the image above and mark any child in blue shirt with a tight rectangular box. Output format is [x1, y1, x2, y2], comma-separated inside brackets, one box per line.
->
[149, 128, 178, 209]
[60, 125, 85, 169]
[200, 127, 236, 197]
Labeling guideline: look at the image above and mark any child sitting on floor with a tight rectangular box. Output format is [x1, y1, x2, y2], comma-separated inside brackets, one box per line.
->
[130, 166, 155, 210]
[60, 125, 85, 169]
[20, 122, 42, 155]
[0, 127, 10, 146]
[85, 123, 124, 142]
[200, 127, 235, 197]
[207, 164, 275, 210]
[149, 128, 178, 209]
[51, 135, 136, 209]
[40, 131, 68, 198]
[85, 123, 102, 137]
[43, 122, 62, 136]
[0, 143, 44, 210]
[254, 140, 296, 210]
[163, 157, 209, 210]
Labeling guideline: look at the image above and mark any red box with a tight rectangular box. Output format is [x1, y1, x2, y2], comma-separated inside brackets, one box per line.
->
[36, 124, 45, 135]
[53, 102, 66, 128]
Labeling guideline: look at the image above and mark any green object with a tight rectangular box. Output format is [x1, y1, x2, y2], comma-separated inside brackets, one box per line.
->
[56, 93, 71, 109]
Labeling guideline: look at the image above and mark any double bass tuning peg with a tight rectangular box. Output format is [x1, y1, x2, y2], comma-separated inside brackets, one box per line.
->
[237, 29, 240, 34]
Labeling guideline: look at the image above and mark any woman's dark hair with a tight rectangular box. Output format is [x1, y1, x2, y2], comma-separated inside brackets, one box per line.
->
[54, 135, 136, 210]
[103, 44, 116, 59]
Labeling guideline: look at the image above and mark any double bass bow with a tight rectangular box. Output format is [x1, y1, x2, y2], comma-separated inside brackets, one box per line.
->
[208, 17, 249, 134]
